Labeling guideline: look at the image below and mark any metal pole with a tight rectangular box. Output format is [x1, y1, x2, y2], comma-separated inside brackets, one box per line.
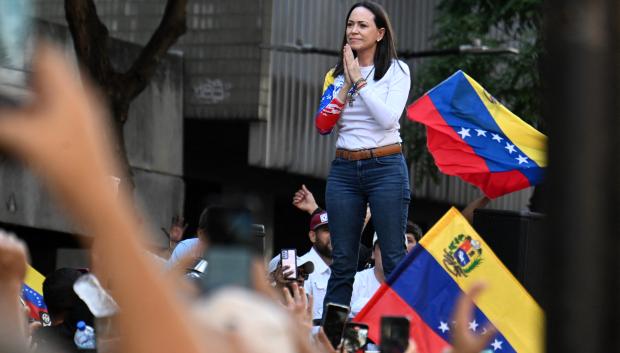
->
[544, 0, 619, 351]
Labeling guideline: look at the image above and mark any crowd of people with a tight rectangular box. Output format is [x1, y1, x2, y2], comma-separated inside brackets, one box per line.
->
[0, 1, 504, 352]
[0, 44, 498, 353]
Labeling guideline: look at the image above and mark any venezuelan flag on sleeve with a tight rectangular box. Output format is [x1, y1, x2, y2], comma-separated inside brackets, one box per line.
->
[407, 71, 547, 198]
[22, 264, 50, 325]
[354, 208, 543, 353]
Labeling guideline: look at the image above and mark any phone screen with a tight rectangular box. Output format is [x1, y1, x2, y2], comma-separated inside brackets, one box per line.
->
[322, 303, 350, 349]
[199, 246, 252, 293]
[380, 316, 410, 353]
[342, 322, 369, 352]
[0, 0, 33, 105]
[280, 249, 297, 280]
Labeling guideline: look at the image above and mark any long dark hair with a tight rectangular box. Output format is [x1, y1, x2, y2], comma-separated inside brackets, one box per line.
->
[333, 1, 400, 81]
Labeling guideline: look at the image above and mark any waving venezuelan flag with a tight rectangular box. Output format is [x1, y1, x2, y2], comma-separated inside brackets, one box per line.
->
[355, 208, 543, 353]
[407, 71, 546, 198]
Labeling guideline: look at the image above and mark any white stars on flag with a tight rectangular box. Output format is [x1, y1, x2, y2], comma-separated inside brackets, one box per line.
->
[491, 339, 503, 350]
[468, 320, 479, 332]
[457, 127, 471, 139]
[438, 321, 450, 333]
[516, 155, 529, 165]
[455, 126, 533, 168]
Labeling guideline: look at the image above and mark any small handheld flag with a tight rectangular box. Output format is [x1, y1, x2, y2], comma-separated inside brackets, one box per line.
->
[22, 264, 50, 326]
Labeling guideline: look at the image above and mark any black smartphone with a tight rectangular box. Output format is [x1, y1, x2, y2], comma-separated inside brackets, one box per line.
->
[342, 322, 369, 353]
[280, 248, 297, 280]
[198, 207, 256, 294]
[322, 303, 350, 350]
[380, 316, 410, 353]
[0, 0, 34, 106]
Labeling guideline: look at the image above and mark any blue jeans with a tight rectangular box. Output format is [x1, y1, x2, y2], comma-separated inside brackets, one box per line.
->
[323, 153, 411, 310]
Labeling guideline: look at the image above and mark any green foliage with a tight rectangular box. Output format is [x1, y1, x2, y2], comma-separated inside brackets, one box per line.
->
[402, 0, 543, 185]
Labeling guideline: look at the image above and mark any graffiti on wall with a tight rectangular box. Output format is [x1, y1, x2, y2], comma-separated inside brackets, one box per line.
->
[192, 78, 232, 104]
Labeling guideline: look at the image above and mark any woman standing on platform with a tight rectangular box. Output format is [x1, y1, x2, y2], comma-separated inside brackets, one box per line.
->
[314, 1, 411, 311]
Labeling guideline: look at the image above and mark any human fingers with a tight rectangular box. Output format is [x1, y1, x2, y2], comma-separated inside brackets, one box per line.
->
[479, 323, 497, 346]
[282, 266, 295, 279]
[283, 286, 295, 307]
[296, 284, 307, 306]
[316, 328, 339, 353]
[306, 293, 314, 317]
[404, 339, 418, 353]
[0, 230, 29, 280]
[289, 282, 304, 306]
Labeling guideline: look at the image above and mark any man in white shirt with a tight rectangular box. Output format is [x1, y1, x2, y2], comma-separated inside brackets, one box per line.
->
[350, 233, 384, 316]
[300, 211, 333, 325]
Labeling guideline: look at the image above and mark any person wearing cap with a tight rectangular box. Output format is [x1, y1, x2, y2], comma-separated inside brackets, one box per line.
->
[267, 254, 314, 299]
[293, 184, 373, 271]
[298, 210, 333, 325]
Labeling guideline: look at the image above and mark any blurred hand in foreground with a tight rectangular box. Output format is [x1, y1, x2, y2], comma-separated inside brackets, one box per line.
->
[450, 283, 496, 353]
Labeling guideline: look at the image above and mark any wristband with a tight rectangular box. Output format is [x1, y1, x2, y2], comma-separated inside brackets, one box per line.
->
[353, 78, 366, 90]
[355, 81, 367, 91]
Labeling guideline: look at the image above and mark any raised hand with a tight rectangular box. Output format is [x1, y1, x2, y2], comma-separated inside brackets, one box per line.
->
[451, 283, 496, 353]
[0, 44, 208, 353]
[0, 231, 29, 347]
[293, 184, 319, 214]
[0, 230, 28, 284]
[0, 44, 121, 231]
[162, 215, 188, 243]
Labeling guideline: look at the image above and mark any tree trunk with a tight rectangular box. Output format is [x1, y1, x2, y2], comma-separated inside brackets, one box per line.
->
[64, 0, 187, 190]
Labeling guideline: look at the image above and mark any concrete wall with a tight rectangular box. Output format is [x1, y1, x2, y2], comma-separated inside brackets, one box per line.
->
[0, 20, 184, 246]
[33, 0, 267, 120]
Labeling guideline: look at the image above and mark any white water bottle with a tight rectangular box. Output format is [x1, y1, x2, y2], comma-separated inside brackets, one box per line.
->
[74, 320, 96, 349]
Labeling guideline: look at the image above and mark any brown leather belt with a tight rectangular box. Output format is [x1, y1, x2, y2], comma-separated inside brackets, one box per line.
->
[335, 144, 402, 161]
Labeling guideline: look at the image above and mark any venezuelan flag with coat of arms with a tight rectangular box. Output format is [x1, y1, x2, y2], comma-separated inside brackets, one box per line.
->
[407, 71, 546, 198]
[354, 208, 543, 353]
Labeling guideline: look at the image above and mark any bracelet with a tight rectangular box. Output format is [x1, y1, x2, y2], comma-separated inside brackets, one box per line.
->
[353, 78, 366, 90]
[355, 81, 367, 91]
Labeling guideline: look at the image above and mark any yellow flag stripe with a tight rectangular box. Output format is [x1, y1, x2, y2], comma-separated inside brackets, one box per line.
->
[25, 264, 46, 295]
[420, 207, 544, 353]
[322, 69, 335, 93]
[464, 74, 547, 167]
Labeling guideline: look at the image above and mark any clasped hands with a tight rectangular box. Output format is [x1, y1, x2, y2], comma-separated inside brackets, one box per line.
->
[342, 44, 362, 89]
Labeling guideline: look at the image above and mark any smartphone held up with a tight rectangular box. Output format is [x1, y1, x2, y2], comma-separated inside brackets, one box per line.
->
[342, 322, 369, 353]
[280, 248, 297, 280]
[322, 302, 350, 350]
[380, 316, 410, 353]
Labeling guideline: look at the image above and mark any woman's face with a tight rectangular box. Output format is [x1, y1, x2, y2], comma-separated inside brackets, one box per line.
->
[346, 6, 385, 54]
